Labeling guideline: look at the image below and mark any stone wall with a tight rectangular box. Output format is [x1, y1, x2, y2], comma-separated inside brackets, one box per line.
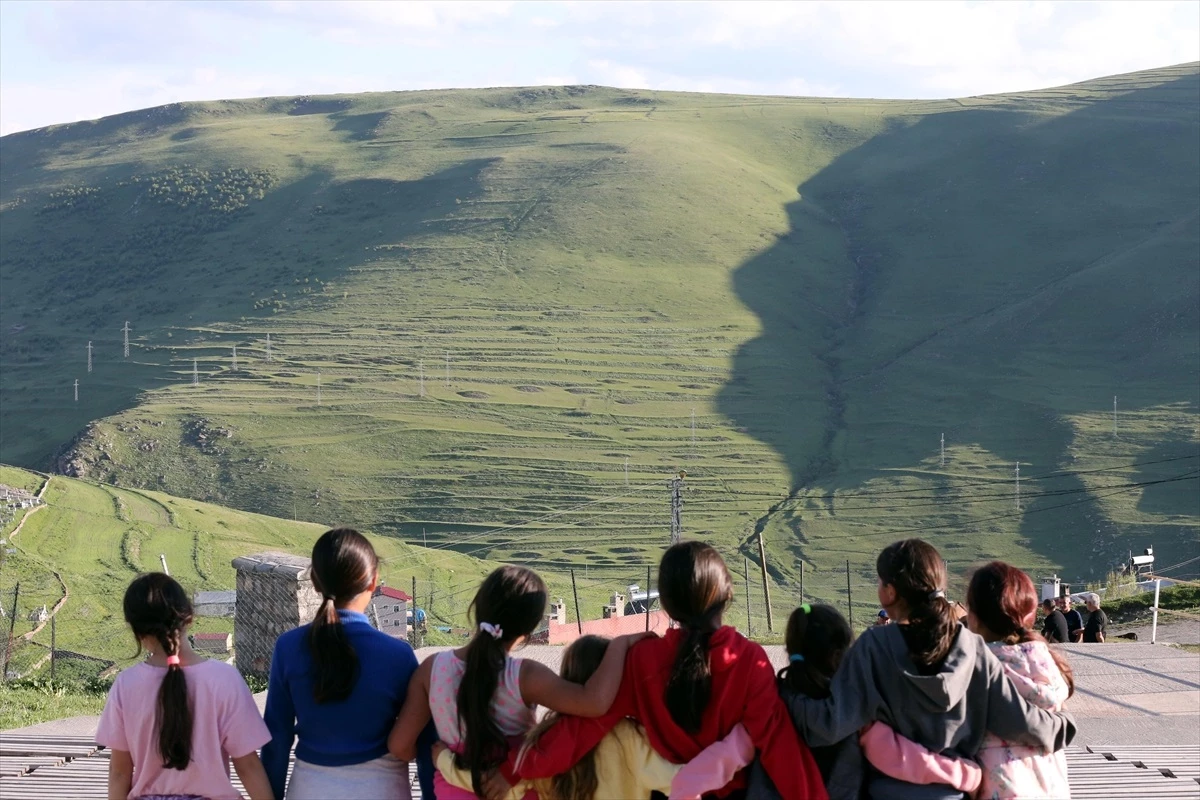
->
[232, 551, 322, 675]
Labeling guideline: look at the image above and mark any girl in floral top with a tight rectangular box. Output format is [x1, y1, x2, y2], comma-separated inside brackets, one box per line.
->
[966, 562, 1074, 800]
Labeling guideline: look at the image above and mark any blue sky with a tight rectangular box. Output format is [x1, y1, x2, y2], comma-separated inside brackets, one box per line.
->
[1, 0, 1197, 135]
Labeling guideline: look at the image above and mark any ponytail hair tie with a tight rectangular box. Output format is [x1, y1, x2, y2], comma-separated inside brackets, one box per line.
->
[166, 654, 181, 666]
[789, 653, 805, 663]
[928, 589, 945, 601]
[800, 603, 811, 614]
[479, 621, 504, 639]
[321, 593, 335, 603]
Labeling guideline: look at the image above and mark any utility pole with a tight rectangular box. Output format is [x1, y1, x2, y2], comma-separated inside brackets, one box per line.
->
[691, 408, 696, 454]
[669, 472, 685, 546]
[418, 360, 426, 397]
[50, 614, 56, 681]
[940, 433, 945, 467]
[758, 532, 774, 632]
[316, 369, 321, 406]
[1113, 396, 1118, 436]
[571, 569, 582, 635]
[624, 457, 629, 486]
[846, 560, 853, 629]
[231, 346, 238, 371]
[265, 333, 272, 362]
[646, 564, 652, 632]
[192, 359, 199, 386]
[1015, 463, 1021, 510]
[159, 554, 169, 576]
[74, 379, 79, 403]
[444, 351, 450, 388]
[743, 556, 752, 636]
[122, 321, 131, 359]
[800, 560, 805, 605]
[87, 341, 93, 373]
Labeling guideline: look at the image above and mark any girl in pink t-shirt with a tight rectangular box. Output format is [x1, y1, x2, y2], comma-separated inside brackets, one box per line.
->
[96, 573, 273, 800]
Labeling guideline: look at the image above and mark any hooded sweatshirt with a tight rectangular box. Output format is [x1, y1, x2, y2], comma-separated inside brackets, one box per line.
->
[787, 624, 1075, 798]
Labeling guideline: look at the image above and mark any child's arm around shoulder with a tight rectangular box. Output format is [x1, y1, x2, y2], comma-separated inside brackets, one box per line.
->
[389, 657, 434, 761]
[859, 721, 982, 795]
[670, 723, 755, 800]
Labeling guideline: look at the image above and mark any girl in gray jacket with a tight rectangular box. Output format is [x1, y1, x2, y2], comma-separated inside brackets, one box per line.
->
[785, 539, 1076, 800]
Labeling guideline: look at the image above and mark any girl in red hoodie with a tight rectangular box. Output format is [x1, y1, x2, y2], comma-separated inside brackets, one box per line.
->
[518, 541, 828, 799]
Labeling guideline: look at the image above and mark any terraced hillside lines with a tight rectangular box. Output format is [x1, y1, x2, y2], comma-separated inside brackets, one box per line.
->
[1, 66, 1198, 601]
[0, 465, 533, 673]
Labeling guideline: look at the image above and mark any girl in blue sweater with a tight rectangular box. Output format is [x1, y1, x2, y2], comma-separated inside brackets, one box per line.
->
[262, 529, 420, 799]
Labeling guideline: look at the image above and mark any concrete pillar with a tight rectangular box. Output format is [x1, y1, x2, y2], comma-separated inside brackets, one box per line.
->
[231, 551, 321, 676]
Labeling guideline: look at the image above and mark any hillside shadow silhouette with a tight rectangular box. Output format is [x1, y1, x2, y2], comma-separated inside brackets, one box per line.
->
[717, 69, 1200, 576]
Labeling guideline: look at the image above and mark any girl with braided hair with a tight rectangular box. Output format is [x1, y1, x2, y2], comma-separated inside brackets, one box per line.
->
[967, 561, 1073, 800]
[97, 572, 272, 800]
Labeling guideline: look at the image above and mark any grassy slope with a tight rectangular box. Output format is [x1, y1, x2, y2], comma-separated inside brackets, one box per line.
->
[0, 464, 550, 675]
[1, 68, 1197, 622]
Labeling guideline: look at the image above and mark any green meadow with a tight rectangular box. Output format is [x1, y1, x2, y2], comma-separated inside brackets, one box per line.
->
[1, 64, 1197, 625]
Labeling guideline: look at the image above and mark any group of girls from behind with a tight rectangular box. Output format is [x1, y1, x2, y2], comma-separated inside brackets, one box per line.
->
[99, 531, 1076, 800]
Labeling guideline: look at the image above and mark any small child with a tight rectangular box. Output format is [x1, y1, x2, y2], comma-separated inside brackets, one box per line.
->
[97, 573, 272, 800]
[749, 603, 981, 800]
[967, 562, 1073, 800]
[389, 566, 647, 799]
[437, 634, 755, 800]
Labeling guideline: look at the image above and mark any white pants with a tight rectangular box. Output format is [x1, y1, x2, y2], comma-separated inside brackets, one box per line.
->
[286, 754, 413, 800]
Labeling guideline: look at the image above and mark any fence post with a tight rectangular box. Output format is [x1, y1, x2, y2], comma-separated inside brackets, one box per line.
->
[571, 569, 582, 635]
[51, 614, 56, 681]
[3, 582, 18, 681]
[846, 560, 853, 630]
[1151, 579, 1161, 645]
[744, 557, 752, 636]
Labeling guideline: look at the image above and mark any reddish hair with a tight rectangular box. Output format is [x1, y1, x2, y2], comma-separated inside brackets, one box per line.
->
[968, 562, 1074, 697]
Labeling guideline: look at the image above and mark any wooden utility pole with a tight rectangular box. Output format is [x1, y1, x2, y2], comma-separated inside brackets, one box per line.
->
[50, 614, 56, 681]
[571, 569, 582, 635]
[846, 560, 853, 629]
[800, 560, 805, 605]
[646, 565, 652, 632]
[757, 532, 774, 632]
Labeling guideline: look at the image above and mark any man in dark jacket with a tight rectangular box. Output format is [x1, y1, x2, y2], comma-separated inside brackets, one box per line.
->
[1041, 598, 1069, 643]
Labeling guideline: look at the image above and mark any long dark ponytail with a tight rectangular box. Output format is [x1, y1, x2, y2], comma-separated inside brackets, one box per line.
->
[659, 541, 733, 732]
[968, 562, 1075, 697]
[309, 528, 378, 704]
[123, 573, 194, 770]
[877, 539, 958, 669]
[779, 603, 853, 700]
[456, 566, 547, 796]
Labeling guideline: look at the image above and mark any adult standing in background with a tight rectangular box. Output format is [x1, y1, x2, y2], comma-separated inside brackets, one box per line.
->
[1083, 594, 1108, 644]
[1060, 597, 1084, 643]
[1040, 599, 1068, 644]
[262, 528, 420, 799]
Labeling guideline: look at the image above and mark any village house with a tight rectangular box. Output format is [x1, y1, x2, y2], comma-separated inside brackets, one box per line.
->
[191, 631, 233, 655]
[369, 585, 411, 638]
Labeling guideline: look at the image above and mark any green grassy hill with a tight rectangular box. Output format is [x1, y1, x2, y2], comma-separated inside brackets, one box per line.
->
[1, 65, 1197, 614]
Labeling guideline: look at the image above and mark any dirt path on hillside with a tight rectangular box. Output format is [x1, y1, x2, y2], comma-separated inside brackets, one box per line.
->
[7, 476, 70, 640]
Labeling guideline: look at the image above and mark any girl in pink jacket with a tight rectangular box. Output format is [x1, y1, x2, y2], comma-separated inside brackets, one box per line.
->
[966, 563, 1073, 800]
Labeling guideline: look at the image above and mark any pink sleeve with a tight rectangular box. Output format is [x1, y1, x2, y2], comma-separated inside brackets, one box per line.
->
[219, 666, 272, 758]
[860, 722, 982, 794]
[669, 723, 755, 800]
[95, 675, 129, 751]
